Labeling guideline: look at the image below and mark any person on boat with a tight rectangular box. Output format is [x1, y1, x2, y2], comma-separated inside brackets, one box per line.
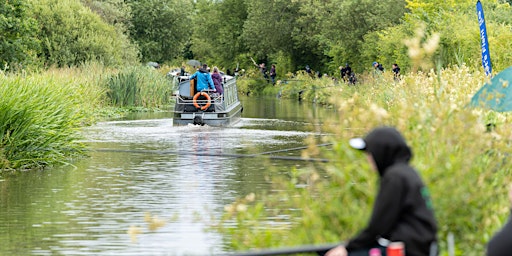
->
[486, 184, 512, 256]
[325, 126, 438, 256]
[211, 66, 224, 94]
[190, 64, 216, 92]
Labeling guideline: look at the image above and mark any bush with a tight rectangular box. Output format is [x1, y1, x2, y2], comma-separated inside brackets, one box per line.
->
[27, 0, 138, 68]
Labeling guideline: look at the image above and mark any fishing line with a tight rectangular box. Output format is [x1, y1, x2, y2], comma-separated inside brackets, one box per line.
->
[91, 144, 332, 163]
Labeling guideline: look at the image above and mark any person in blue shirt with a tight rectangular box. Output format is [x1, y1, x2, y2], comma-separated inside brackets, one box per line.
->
[190, 64, 216, 92]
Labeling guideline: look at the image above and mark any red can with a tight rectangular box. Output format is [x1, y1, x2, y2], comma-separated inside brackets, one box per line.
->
[386, 242, 405, 256]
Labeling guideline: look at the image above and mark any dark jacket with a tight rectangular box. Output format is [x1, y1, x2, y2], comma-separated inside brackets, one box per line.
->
[211, 72, 223, 94]
[487, 211, 512, 256]
[346, 127, 438, 256]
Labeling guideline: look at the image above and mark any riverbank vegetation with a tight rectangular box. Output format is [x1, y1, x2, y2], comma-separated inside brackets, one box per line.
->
[216, 65, 512, 255]
[0, 64, 172, 171]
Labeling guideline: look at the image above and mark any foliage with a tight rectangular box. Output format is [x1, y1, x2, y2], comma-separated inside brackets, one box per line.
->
[236, 69, 270, 97]
[215, 65, 512, 255]
[328, 0, 408, 71]
[80, 0, 132, 26]
[0, 69, 104, 170]
[127, 0, 193, 63]
[0, 0, 40, 71]
[242, 0, 301, 64]
[3, 0, 512, 75]
[104, 66, 174, 108]
[28, 0, 138, 68]
[400, 0, 512, 73]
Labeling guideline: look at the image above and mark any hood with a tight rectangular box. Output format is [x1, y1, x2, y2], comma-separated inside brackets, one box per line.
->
[363, 127, 412, 175]
[198, 68, 208, 73]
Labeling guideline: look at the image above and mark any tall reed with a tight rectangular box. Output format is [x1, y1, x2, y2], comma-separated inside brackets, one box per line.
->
[0, 66, 104, 170]
[104, 66, 174, 109]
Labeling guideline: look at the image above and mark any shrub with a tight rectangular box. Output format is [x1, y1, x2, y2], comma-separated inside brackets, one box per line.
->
[27, 0, 138, 68]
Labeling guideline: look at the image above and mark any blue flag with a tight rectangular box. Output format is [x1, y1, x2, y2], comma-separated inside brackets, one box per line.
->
[476, 0, 492, 76]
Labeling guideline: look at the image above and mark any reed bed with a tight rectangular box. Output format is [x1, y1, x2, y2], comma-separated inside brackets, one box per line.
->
[0, 63, 175, 171]
[105, 66, 173, 109]
[0, 69, 104, 170]
[216, 65, 512, 255]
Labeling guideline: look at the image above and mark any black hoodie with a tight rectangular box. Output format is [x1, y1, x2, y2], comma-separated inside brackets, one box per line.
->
[346, 127, 438, 256]
[487, 210, 512, 256]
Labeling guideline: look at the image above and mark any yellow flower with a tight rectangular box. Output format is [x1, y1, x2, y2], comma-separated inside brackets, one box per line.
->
[127, 225, 142, 243]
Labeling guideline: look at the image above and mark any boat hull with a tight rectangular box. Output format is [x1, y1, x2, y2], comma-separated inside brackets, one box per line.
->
[172, 101, 242, 126]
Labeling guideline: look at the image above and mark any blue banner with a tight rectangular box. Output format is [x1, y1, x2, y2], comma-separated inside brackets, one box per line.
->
[476, 0, 492, 76]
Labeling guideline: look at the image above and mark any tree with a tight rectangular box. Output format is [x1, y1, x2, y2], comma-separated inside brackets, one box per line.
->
[242, 0, 300, 64]
[189, 0, 248, 68]
[79, 0, 132, 26]
[28, 0, 138, 67]
[0, 0, 39, 71]
[128, 0, 193, 63]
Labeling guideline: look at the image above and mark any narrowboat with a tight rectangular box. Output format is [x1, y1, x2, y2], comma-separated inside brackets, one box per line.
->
[171, 73, 242, 126]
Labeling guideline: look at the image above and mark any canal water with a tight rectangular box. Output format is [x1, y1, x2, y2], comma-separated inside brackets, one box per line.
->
[0, 96, 334, 255]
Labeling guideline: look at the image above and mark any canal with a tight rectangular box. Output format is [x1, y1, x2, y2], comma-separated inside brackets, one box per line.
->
[0, 96, 335, 255]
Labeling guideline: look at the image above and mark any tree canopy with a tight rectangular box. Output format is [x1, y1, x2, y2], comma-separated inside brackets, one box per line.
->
[0, 0, 511, 74]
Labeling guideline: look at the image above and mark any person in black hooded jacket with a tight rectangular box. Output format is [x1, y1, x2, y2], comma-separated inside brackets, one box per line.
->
[325, 127, 438, 256]
[486, 184, 512, 256]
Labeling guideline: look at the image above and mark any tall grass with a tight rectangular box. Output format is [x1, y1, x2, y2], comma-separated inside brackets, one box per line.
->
[0, 68, 104, 170]
[105, 66, 174, 109]
[215, 65, 512, 255]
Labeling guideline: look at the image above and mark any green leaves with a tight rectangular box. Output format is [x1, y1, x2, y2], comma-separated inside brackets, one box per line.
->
[128, 0, 193, 63]
[0, 0, 39, 70]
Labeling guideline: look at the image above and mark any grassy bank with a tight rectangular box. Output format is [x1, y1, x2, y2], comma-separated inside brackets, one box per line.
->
[0, 64, 174, 171]
[216, 65, 512, 255]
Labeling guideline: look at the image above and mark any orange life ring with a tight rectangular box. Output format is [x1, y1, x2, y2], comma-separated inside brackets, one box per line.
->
[192, 92, 211, 110]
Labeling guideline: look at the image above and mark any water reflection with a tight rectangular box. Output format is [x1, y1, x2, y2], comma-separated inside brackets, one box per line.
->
[0, 96, 328, 255]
